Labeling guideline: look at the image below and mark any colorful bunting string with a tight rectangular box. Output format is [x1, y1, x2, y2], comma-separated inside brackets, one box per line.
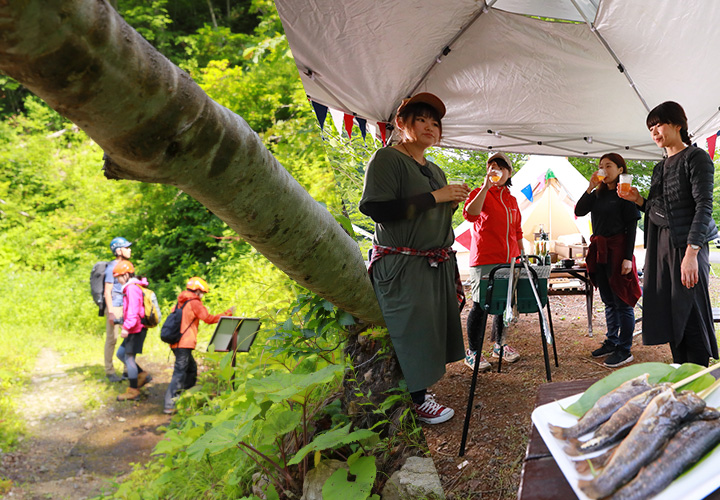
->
[308, 98, 390, 144]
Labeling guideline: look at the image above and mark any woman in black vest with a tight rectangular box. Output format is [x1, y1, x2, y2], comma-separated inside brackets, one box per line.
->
[619, 101, 718, 366]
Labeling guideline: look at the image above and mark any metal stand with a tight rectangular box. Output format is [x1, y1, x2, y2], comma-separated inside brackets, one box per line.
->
[459, 257, 556, 456]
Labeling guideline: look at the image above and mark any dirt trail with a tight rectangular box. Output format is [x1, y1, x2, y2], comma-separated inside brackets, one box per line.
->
[1, 348, 171, 499]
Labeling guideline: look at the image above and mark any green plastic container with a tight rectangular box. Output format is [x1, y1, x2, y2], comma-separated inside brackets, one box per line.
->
[478, 267, 549, 315]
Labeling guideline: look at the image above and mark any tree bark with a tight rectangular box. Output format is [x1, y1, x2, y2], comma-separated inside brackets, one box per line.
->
[0, 0, 383, 324]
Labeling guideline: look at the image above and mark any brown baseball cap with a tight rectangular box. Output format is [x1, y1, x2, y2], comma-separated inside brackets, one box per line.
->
[397, 92, 446, 119]
[488, 152, 513, 170]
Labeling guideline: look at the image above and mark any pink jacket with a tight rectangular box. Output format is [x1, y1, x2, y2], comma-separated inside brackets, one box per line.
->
[122, 277, 148, 333]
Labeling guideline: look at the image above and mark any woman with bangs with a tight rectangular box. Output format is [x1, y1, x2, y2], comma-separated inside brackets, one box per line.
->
[575, 153, 641, 368]
[360, 93, 470, 424]
[619, 101, 718, 366]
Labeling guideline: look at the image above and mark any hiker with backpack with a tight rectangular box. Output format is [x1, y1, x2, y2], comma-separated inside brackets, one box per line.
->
[103, 236, 133, 383]
[163, 277, 235, 414]
[113, 260, 153, 401]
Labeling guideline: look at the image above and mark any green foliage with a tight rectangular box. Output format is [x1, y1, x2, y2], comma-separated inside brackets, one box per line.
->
[266, 291, 355, 361]
[104, 294, 387, 499]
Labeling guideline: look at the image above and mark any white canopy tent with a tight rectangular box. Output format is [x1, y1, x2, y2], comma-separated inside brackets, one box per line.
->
[275, 0, 720, 160]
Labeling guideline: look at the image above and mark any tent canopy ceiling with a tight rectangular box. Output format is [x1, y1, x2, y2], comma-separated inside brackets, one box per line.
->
[276, 0, 720, 160]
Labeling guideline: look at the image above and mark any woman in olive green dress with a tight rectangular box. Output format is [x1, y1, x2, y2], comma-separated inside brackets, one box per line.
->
[360, 93, 469, 424]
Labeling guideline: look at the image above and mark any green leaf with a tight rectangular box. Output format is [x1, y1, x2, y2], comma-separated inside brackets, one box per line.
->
[333, 214, 355, 237]
[321, 455, 376, 500]
[659, 363, 716, 392]
[257, 409, 302, 446]
[185, 405, 261, 460]
[288, 424, 378, 465]
[247, 364, 344, 403]
[564, 362, 673, 417]
[338, 311, 356, 326]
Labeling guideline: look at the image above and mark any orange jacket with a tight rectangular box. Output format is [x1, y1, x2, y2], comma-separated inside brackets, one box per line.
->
[170, 290, 232, 350]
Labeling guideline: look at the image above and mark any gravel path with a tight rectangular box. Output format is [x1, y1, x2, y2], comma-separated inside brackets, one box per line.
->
[1, 347, 171, 499]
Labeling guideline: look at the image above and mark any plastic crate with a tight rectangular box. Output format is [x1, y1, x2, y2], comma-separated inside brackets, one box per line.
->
[478, 267, 549, 315]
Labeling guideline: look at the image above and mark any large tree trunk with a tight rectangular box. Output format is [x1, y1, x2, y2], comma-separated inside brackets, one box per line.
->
[0, 0, 383, 324]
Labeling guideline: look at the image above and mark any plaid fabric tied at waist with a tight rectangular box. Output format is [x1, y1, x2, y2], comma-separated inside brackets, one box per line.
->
[368, 244, 466, 311]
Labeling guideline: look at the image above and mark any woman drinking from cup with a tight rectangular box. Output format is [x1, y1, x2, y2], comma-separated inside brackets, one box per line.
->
[463, 152, 524, 371]
[618, 101, 718, 366]
[575, 153, 642, 367]
[359, 93, 469, 424]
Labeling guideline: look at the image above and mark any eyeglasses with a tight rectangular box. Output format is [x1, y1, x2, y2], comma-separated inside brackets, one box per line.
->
[419, 163, 442, 190]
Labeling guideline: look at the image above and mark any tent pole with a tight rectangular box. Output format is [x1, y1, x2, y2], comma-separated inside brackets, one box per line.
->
[403, 1, 499, 112]
[569, 0, 650, 113]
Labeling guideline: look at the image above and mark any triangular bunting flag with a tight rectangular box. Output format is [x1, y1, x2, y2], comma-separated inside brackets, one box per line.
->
[367, 122, 377, 144]
[521, 183, 534, 202]
[378, 122, 388, 146]
[329, 108, 345, 137]
[310, 100, 328, 131]
[344, 113, 354, 138]
[708, 133, 718, 160]
[545, 169, 556, 180]
[356, 117, 367, 140]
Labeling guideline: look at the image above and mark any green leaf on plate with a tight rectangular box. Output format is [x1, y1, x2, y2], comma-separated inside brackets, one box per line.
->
[564, 362, 674, 417]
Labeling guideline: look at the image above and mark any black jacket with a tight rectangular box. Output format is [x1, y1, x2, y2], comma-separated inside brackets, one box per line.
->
[641, 146, 718, 248]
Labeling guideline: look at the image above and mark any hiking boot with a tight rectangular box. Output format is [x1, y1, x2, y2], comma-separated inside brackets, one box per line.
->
[413, 395, 454, 424]
[592, 341, 616, 358]
[493, 344, 520, 363]
[122, 372, 129, 380]
[138, 372, 153, 388]
[464, 350, 491, 372]
[117, 387, 141, 401]
[604, 350, 634, 368]
[106, 373, 123, 383]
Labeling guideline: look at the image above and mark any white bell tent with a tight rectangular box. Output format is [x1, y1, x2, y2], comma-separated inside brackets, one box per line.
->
[508, 156, 592, 242]
[276, 0, 720, 160]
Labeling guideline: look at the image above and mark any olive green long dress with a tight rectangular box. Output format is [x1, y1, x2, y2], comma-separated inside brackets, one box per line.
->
[360, 147, 465, 393]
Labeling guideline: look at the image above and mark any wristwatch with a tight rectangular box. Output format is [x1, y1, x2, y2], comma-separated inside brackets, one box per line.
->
[690, 244, 701, 250]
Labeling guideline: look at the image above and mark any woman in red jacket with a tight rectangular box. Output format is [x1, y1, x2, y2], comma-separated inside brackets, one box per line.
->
[163, 277, 235, 414]
[463, 153, 524, 371]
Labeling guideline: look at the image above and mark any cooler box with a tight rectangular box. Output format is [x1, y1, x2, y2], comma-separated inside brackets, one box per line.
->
[478, 265, 550, 315]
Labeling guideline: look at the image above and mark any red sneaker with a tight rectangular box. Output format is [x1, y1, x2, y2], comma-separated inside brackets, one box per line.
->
[413, 395, 454, 424]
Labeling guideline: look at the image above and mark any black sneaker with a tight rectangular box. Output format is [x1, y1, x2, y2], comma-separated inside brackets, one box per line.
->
[591, 341, 616, 358]
[604, 350, 634, 368]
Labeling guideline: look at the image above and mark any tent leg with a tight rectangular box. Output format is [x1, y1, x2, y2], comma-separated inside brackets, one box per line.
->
[460, 270, 501, 456]
[546, 300, 558, 367]
[538, 311, 552, 382]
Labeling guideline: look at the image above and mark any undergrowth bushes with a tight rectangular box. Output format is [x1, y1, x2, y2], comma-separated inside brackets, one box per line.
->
[106, 292, 418, 500]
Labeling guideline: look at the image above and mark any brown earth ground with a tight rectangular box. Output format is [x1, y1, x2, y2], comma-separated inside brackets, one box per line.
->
[425, 276, 720, 500]
[0, 348, 172, 499]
